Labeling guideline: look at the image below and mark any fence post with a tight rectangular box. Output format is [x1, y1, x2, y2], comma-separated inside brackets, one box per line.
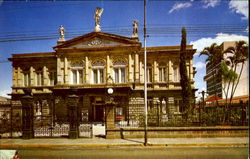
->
[20, 89, 34, 139]
[67, 89, 79, 139]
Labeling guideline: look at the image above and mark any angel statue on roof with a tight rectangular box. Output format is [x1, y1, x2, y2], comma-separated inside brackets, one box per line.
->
[94, 7, 104, 32]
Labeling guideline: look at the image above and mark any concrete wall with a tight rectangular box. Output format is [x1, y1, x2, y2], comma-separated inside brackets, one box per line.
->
[106, 126, 248, 139]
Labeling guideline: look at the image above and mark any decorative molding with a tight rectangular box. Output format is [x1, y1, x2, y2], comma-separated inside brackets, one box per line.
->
[88, 39, 103, 46]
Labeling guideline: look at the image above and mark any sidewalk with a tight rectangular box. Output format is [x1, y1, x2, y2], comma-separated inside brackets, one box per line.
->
[0, 137, 248, 149]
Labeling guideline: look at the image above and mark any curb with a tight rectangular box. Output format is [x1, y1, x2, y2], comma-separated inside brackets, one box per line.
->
[0, 143, 248, 149]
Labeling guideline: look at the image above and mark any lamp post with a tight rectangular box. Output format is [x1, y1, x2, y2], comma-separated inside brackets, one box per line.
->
[143, 0, 148, 146]
[199, 90, 207, 126]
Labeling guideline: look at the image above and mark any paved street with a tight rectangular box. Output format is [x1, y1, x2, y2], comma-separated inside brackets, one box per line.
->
[15, 147, 249, 159]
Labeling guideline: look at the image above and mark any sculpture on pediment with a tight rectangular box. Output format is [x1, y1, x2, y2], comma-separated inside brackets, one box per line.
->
[94, 7, 104, 32]
[132, 20, 138, 38]
[59, 25, 65, 41]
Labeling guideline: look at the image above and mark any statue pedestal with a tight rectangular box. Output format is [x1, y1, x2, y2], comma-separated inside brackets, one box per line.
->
[94, 25, 101, 32]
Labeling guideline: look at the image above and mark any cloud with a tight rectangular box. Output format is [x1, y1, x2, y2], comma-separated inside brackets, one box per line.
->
[190, 33, 249, 52]
[168, 2, 192, 14]
[229, 0, 249, 20]
[202, 0, 221, 8]
[0, 89, 11, 98]
[194, 61, 206, 69]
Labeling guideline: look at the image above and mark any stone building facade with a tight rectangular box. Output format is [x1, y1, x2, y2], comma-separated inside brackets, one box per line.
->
[9, 31, 196, 128]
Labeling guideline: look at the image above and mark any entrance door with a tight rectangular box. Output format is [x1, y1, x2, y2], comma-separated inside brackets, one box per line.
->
[95, 105, 104, 122]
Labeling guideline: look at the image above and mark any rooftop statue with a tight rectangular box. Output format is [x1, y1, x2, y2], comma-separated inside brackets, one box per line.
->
[59, 25, 65, 41]
[132, 20, 139, 38]
[94, 7, 104, 32]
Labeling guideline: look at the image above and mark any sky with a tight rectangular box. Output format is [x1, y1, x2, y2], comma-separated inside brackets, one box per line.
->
[0, 0, 249, 100]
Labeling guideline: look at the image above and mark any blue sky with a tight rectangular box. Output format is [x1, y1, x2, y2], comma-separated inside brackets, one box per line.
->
[0, 0, 248, 100]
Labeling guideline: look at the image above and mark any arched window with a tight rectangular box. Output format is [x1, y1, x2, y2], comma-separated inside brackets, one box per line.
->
[71, 61, 84, 84]
[147, 63, 153, 83]
[159, 62, 167, 82]
[92, 60, 105, 84]
[113, 61, 126, 83]
[173, 65, 180, 82]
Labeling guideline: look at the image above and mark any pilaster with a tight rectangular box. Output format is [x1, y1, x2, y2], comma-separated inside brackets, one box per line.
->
[30, 67, 35, 86]
[64, 57, 68, 84]
[42, 66, 48, 86]
[134, 53, 139, 82]
[107, 55, 110, 78]
[57, 57, 62, 84]
[13, 67, 17, 87]
[17, 67, 22, 86]
[85, 56, 89, 84]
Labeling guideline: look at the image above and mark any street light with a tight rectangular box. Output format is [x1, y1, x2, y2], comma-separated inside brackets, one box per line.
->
[198, 90, 207, 126]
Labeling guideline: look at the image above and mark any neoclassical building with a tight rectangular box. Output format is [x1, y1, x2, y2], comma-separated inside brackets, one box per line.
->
[9, 15, 196, 135]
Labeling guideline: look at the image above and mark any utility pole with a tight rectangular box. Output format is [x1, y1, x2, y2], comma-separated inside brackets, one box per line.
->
[144, 0, 148, 146]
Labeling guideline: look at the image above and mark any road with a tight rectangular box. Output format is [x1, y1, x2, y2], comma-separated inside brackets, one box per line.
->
[16, 147, 248, 159]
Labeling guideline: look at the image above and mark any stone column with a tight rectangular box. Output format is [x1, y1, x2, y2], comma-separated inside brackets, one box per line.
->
[64, 57, 68, 84]
[30, 66, 35, 86]
[105, 101, 115, 139]
[128, 54, 133, 82]
[57, 57, 62, 84]
[20, 89, 34, 139]
[85, 56, 89, 83]
[42, 66, 48, 86]
[17, 67, 21, 86]
[154, 60, 159, 83]
[13, 67, 17, 87]
[134, 53, 139, 82]
[107, 55, 111, 79]
[67, 92, 79, 139]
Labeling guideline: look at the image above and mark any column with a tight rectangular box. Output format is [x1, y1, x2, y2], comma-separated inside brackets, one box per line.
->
[85, 56, 89, 84]
[17, 67, 22, 86]
[105, 102, 115, 139]
[30, 66, 35, 86]
[13, 67, 17, 87]
[64, 57, 68, 84]
[128, 54, 133, 82]
[42, 66, 48, 86]
[154, 60, 159, 83]
[189, 59, 194, 81]
[107, 55, 111, 80]
[68, 93, 79, 139]
[20, 89, 34, 139]
[139, 60, 144, 83]
[57, 57, 62, 84]
[134, 53, 139, 82]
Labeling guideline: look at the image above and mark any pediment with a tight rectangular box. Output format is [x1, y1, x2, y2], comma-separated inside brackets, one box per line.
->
[53, 32, 141, 50]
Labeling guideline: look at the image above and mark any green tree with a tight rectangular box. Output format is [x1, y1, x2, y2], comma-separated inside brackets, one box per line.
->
[222, 41, 248, 122]
[199, 43, 223, 105]
[179, 28, 193, 121]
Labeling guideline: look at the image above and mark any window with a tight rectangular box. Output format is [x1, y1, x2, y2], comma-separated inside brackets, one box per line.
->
[71, 62, 84, 85]
[23, 72, 30, 87]
[173, 66, 179, 82]
[36, 72, 43, 86]
[49, 72, 56, 86]
[147, 63, 152, 83]
[113, 61, 126, 83]
[159, 62, 167, 82]
[92, 61, 105, 84]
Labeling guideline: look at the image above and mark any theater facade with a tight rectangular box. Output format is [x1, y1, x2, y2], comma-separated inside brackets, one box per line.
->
[8, 21, 196, 138]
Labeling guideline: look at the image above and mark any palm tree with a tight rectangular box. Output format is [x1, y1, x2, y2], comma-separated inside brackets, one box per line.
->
[199, 43, 223, 105]
[223, 41, 248, 107]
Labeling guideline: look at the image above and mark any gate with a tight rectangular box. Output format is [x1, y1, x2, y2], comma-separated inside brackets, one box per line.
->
[33, 99, 69, 138]
[33, 115, 69, 137]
